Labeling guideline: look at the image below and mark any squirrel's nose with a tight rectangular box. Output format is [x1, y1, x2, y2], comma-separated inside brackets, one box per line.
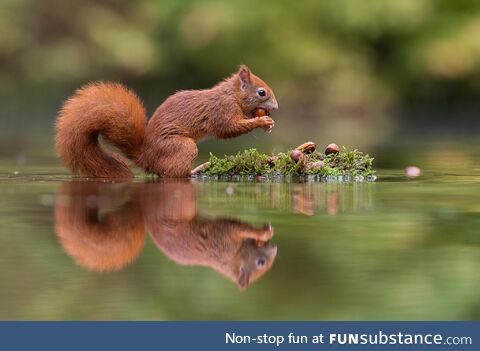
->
[270, 99, 279, 111]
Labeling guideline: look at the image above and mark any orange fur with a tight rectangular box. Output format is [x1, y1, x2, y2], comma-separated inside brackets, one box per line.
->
[55, 181, 145, 272]
[56, 83, 146, 178]
[141, 182, 277, 289]
[55, 65, 278, 178]
[54, 181, 277, 289]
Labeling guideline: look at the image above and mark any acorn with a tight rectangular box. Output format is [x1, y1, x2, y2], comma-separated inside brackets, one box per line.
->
[290, 149, 305, 163]
[295, 141, 316, 154]
[253, 108, 268, 118]
[325, 143, 340, 155]
[255, 240, 267, 247]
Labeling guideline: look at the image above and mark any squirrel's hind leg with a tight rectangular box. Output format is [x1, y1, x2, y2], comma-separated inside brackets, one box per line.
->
[144, 136, 198, 178]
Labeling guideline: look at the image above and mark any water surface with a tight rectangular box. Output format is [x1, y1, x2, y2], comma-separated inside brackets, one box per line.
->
[0, 168, 479, 320]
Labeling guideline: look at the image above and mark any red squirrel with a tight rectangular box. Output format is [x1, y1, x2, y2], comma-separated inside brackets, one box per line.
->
[55, 65, 278, 178]
[142, 182, 276, 289]
[55, 181, 277, 289]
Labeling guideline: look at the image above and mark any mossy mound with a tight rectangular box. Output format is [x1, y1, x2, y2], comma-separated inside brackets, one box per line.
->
[193, 143, 376, 182]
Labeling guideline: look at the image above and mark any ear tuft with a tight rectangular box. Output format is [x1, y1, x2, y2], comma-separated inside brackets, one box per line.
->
[238, 64, 251, 90]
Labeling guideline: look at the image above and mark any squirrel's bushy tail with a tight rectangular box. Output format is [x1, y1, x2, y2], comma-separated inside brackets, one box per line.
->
[55, 82, 146, 178]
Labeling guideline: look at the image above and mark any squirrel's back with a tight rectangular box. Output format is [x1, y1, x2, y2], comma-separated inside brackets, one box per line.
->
[55, 82, 146, 178]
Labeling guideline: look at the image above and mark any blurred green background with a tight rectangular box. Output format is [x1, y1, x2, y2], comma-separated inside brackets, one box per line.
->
[1, 0, 479, 168]
[0, 1, 479, 321]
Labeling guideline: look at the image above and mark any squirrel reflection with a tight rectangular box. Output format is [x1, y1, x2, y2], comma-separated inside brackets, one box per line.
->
[55, 182, 144, 272]
[55, 181, 277, 289]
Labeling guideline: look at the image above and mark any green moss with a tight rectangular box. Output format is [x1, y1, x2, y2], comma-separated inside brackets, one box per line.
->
[197, 147, 376, 181]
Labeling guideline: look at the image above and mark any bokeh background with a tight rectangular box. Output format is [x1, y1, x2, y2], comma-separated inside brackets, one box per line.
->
[1, 0, 479, 168]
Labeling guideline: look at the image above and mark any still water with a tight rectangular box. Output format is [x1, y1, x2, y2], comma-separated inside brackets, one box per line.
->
[0, 169, 479, 320]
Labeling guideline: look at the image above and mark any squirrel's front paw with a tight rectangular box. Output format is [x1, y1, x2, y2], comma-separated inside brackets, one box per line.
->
[254, 223, 274, 246]
[257, 116, 275, 132]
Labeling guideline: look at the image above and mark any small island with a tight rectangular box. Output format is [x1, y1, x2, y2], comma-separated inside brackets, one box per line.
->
[192, 142, 376, 182]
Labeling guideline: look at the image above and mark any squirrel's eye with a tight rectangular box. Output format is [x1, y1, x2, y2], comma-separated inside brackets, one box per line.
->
[257, 88, 266, 97]
[256, 258, 266, 268]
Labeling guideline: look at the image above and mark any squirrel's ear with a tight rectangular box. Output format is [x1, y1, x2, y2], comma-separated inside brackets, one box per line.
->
[238, 266, 250, 290]
[238, 65, 251, 91]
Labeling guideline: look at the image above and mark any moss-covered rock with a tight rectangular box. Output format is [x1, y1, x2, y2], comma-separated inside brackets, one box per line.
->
[193, 143, 376, 182]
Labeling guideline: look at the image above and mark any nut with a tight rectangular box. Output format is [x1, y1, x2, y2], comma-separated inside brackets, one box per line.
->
[290, 149, 305, 163]
[325, 143, 340, 155]
[295, 141, 316, 154]
[253, 108, 268, 118]
[255, 239, 267, 247]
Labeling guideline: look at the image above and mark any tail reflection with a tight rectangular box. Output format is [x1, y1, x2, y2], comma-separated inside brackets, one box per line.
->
[55, 182, 145, 272]
[55, 181, 277, 289]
